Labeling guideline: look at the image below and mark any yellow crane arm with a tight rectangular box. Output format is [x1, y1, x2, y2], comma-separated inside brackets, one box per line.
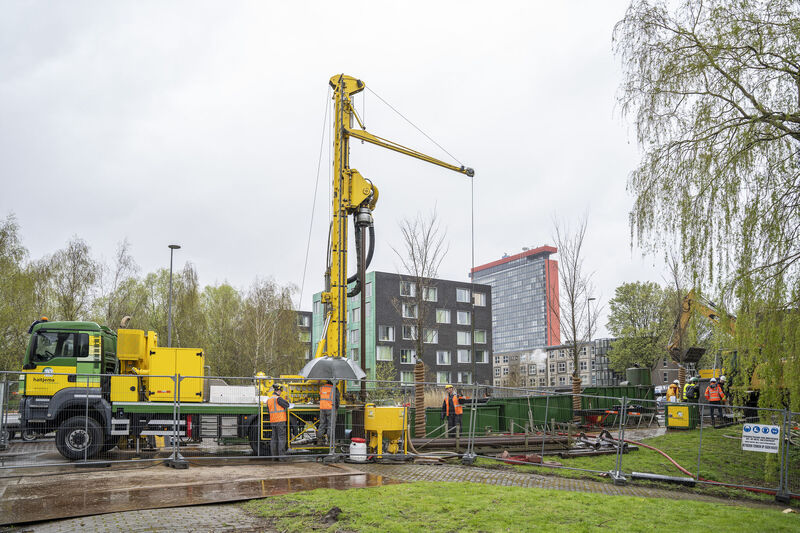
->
[667, 289, 736, 358]
[345, 127, 474, 177]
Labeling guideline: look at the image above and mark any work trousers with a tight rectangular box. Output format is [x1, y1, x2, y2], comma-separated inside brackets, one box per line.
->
[319, 409, 334, 441]
[708, 401, 723, 426]
[445, 414, 462, 437]
[270, 421, 287, 458]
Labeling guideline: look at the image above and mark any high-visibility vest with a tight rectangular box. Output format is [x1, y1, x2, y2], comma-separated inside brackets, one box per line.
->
[319, 384, 333, 411]
[445, 394, 462, 416]
[267, 395, 287, 423]
[704, 385, 726, 402]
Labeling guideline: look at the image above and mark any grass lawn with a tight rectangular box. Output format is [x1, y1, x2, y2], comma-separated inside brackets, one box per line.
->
[243, 481, 799, 532]
[474, 424, 800, 502]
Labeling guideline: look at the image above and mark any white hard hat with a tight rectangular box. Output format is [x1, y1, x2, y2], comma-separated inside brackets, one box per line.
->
[719, 375, 726, 382]
[710, 377, 717, 383]
[673, 380, 679, 384]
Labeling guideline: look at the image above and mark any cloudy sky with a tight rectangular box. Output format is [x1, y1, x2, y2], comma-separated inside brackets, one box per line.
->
[0, 1, 667, 337]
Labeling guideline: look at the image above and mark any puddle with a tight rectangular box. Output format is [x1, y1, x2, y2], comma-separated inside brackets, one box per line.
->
[1, 472, 397, 525]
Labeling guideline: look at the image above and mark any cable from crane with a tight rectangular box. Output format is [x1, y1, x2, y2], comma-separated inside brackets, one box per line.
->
[366, 86, 464, 168]
[298, 87, 332, 309]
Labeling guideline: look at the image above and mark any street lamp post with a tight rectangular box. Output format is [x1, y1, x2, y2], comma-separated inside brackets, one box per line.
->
[167, 244, 181, 347]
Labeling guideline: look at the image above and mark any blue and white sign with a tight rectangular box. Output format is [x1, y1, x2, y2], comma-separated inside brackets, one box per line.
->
[741, 424, 780, 453]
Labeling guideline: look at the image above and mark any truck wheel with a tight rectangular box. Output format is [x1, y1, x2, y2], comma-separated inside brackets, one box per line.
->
[21, 429, 37, 442]
[249, 422, 270, 456]
[55, 416, 103, 460]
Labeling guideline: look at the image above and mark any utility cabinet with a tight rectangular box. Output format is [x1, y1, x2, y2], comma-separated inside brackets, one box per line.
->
[147, 348, 205, 402]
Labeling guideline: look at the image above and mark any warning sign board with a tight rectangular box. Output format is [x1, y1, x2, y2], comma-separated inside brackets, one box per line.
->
[741, 424, 780, 453]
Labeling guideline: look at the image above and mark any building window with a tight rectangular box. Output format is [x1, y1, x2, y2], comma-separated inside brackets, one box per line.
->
[402, 325, 418, 340]
[400, 371, 414, 384]
[297, 315, 310, 327]
[550, 379, 555, 386]
[663, 371, 668, 382]
[400, 281, 416, 297]
[457, 331, 471, 345]
[494, 355, 500, 364]
[456, 288, 471, 303]
[299, 330, 311, 342]
[349, 329, 359, 345]
[476, 350, 488, 364]
[437, 350, 451, 365]
[503, 355, 509, 364]
[423, 286, 437, 302]
[365, 281, 373, 297]
[539, 378, 546, 386]
[435, 308, 451, 323]
[400, 349, 416, 364]
[475, 330, 486, 344]
[528, 365, 536, 375]
[473, 292, 486, 306]
[457, 311, 471, 325]
[457, 371, 472, 384]
[314, 300, 323, 316]
[423, 328, 438, 344]
[304, 348, 311, 360]
[580, 361, 588, 371]
[436, 371, 450, 384]
[591, 359, 596, 370]
[377, 345, 393, 361]
[520, 364, 527, 374]
[350, 348, 359, 362]
[457, 349, 471, 363]
[559, 376, 566, 385]
[401, 303, 418, 318]
[663, 358, 667, 367]
[378, 325, 395, 342]
[351, 307, 360, 323]
[549, 363, 555, 373]
[503, 367, 509, 375]
[558, 362, 566, 373]
[494, 367, 500, 377]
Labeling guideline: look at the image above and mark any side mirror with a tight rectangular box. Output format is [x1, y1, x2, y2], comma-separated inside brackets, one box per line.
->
[22, 362, 36, 370]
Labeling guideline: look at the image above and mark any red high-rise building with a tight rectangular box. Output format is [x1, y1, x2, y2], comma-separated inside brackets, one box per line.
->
[471, 246, 560, 352]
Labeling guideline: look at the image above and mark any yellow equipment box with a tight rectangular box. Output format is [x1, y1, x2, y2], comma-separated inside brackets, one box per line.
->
[110, 375, 139, 402]
[146, 347, 205, 402]
[665, 404, 697, 429]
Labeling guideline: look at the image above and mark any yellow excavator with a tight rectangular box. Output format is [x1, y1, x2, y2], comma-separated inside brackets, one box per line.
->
[667, 289, 736, 367]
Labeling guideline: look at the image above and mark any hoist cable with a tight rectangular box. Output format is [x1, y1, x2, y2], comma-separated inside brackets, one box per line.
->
[366, 86, 465, 167]
[298, 88, 331, 310]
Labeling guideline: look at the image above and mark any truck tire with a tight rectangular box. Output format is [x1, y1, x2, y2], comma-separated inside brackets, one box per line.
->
[249, 422, 270, 457]
[21, 429, 37, 442]
[55, 416, 103, 460]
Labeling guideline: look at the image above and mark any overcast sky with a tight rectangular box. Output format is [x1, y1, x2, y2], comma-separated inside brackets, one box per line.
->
[0, 1, 668, 337]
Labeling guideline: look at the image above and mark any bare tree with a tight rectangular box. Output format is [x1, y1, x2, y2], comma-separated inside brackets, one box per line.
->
[94, 239, 144, 328]
[552, 217, 598, 416]
[392, 209, 448, 438]
[49, 237, 99, 321]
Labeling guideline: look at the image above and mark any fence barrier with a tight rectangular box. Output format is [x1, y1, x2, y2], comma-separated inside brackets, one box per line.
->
[1, 370, 796, 502]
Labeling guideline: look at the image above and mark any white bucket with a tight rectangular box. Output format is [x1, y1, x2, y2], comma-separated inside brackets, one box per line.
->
[349, 438, 367, 462]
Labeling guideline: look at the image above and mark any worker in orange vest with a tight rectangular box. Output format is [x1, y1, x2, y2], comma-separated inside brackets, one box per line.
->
[441, 385, 465, 436]
[267, 384, 291, 459]
[318, 380, 339, 444]
[704, 377, 726, 428]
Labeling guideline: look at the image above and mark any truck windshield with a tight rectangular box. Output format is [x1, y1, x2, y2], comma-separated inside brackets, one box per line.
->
[32, 331, 89, 362]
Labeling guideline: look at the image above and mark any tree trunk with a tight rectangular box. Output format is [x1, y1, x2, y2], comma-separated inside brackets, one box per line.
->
[572, 374, 581, 422]
[414, 361, 426, 437]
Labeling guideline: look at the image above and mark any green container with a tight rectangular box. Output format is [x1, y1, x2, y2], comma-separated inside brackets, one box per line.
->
[626, 368, 652, 386]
